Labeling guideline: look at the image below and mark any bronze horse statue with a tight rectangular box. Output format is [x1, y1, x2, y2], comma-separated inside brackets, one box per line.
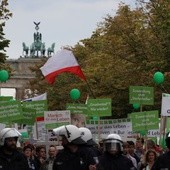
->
[47, 43, 55, 56]
[22, 42, 29, 57]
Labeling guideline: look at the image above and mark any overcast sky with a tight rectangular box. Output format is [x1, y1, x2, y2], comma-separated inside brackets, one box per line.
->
[4, 0, 134, 60]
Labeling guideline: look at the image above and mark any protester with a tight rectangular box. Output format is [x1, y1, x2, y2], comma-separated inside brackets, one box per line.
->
[145, 139, 162, 155]
[127, 141, 140, 163]
[34, 145, 46, 169]
[123, 141, 137, 169]
[151, 133, 170, 169]
[40, 145, 58, 170]
[137, 149, 157, 170]
[135, 137, 145, 160]
[0, 128, 29, 170]
[53, 124, 96, 170]
[23, 145, 38, 170]
[96, 134, 136, 170]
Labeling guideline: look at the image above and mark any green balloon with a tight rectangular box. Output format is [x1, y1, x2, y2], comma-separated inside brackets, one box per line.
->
[133, 103, 140, 110]
[153, 71, 164, 85]
[70, 89, 81, 100]
[0, 70, 9, 82]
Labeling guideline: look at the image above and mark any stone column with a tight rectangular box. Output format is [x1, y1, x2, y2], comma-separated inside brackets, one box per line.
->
[15, 88, 24, 100]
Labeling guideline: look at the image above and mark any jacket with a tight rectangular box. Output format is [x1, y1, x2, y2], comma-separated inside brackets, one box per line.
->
[96, 152, 136, 170]
[0, 147, 29, 170]
[151, 151, 170, 170]
[53, 146, 95, 170]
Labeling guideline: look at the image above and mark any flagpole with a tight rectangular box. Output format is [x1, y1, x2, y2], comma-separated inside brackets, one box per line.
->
[35, 118, 38, 140]
[161, 84, 169, 94]
[85, 80, 96, 99]
[159, 116, 167, 147]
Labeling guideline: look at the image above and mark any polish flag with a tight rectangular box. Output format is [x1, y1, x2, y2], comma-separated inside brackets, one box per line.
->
[40, 49, 86, 84]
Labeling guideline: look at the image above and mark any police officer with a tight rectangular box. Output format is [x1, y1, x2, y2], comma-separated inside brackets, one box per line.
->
[79, 127, 102, 161]
[151, 132, 170, 170]
[52, 125, 96, 170]
[96, 134, 136, 170]
[0, 128, 29, 170]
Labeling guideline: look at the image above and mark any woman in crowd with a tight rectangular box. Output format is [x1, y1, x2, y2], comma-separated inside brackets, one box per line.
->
[137, 149, 157, 170]
[23, 145, 38, 170]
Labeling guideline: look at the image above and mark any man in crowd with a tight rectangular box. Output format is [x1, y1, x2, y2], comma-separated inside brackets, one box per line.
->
[40, 145, 58, 170]
[0, 128, 29, 170]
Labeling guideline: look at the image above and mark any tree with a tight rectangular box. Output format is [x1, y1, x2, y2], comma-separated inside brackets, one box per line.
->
[27, 0, 170, 118]
[0, 0, 12, 69]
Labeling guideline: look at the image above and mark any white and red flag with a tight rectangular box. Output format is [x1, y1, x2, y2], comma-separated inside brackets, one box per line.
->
[40, 49, 86, 84]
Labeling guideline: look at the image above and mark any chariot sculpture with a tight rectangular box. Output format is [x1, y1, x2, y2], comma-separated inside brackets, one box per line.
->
[22, 22, 55, 58]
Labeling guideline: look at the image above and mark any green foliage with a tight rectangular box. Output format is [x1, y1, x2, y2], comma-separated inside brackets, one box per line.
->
[28, 0, 170, 118]
[0, 0, 12, 70]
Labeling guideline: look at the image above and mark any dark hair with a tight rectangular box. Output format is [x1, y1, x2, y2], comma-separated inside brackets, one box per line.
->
[27, 144, 35, 150]
[127, 141, 135, 146]
[36, 145, 46, 153]
[23, 145, 33, 152]
[146, 139, 155, 147]
[136, 137, 144, 144]
[122, 141, 129, 148]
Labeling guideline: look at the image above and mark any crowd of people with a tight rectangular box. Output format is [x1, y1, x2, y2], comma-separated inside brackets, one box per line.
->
[0, 126, 170, 170]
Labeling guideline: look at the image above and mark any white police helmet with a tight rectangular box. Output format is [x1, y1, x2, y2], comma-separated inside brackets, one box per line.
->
[106, 134, 122, 141]
[79, 127, 97, 146]
[53, 125, 86, 145]
[103, 133, 123, 152]
[0, 128, 21, 145]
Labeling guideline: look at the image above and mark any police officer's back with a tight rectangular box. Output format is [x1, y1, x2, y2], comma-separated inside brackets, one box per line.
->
[79, 127, 102, 163]
[52, 125, 96, 170]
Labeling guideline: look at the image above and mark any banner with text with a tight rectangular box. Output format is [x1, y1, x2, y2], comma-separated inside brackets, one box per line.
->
[86, 118, 160, 140]
[23, 100, 48, 117]
[66, 103, 87, 114]
[0, 96, 13, 102]
[87, 98, 112, 116]
[129, 86, 154, 105]
[130, 110, 159, 131]
[0, 101, 22, 123]
[15, 107, 36, 125]
[161, 93, 170, 116]
[44, 110, 71, 129]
